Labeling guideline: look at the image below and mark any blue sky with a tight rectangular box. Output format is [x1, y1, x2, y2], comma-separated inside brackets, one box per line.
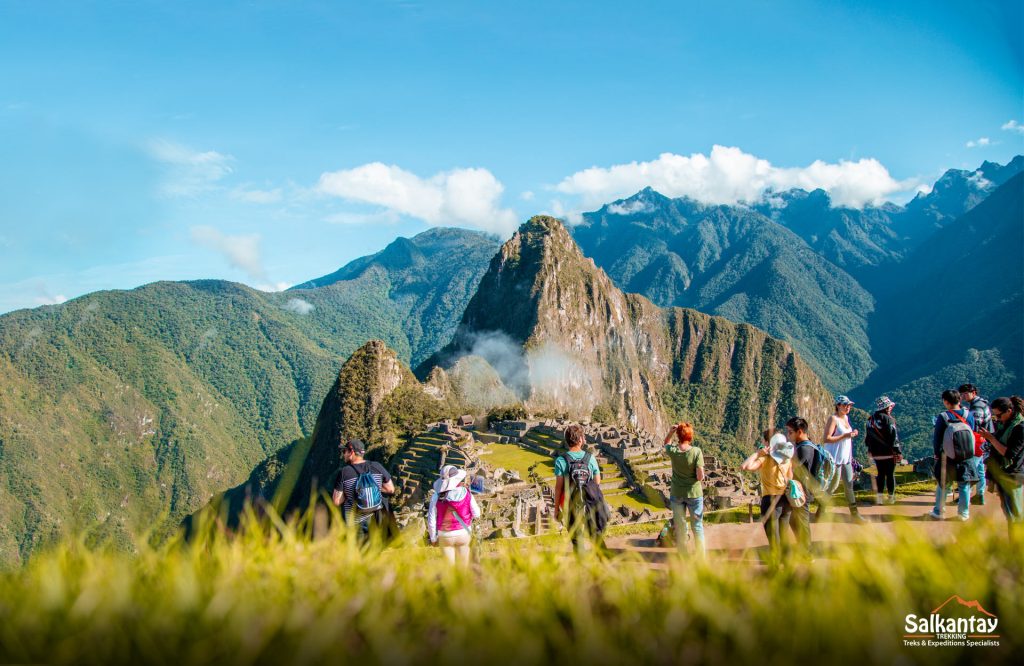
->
[1, 0, 1021, 312]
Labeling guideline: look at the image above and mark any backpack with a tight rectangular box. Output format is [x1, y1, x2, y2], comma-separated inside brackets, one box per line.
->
[353, 464, 383, 512]
[797, 442, 839, 494]
[941, 412, 976, 463]
[560, 451, 610, 533]
[963, 403, 988, 457]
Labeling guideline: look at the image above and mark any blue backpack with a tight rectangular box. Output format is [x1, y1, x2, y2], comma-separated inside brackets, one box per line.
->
[353, 466, 383, 512]
[798, 442, 840, 494]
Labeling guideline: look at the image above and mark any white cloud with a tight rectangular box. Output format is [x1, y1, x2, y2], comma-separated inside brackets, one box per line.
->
[555, 145, 916, 210]
[258, 281, 291, 293]
[230, 186, 282, 204]
[34, 294, 67, 306]
[316, 162, 518, 236]
[148, 139, 234, 197]
[190, 226, 266, 280]
[966, 137, 991, 148]
[283, 298, 315, 315]
[1002, 119, 1024, 135]
[520, 190, 535, 201]
[606, 199, 654, 215]
[967, 171, 993, 190]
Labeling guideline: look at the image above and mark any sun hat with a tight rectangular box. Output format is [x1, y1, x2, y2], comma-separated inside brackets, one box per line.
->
[875, 396, 896, 411]
[835, 395, 854, 406]
[768, 433, 794, 465]
[437, 465, 467, 494]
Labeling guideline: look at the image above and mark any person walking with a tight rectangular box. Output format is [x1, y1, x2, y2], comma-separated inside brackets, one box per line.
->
[979, 396, 1024, 529]
[959, 383, 993, 505]
[332, 439, 396, 541]
[554, 424, 609, 554]
[927, 390, 978, 521]
[821, 396, 860, 520]
[742, 433, 796, 567]
[662, 422, 706, 557]
[427, 465, 481, 566]
[865, 396, 902, 505]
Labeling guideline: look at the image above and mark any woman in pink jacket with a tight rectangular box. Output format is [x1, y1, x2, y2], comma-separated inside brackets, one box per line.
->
[427, 465, 481, 565]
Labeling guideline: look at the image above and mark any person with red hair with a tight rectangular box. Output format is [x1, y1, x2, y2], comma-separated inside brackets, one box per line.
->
[662, 422, 706, 556]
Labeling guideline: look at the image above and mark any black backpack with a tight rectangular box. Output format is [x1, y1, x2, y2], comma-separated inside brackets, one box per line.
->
[560, 451, 610, 534]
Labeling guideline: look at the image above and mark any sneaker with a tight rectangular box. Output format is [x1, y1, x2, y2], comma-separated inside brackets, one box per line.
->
[926, 512, 943, 521]
[875, 494, 884, 505]
[850, 512, 866, 524]
[956, 514, 969, 522]
[886, 495, 897, 505]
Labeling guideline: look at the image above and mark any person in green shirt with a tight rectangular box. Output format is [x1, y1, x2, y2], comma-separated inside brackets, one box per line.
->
[662, 422, 706, 557]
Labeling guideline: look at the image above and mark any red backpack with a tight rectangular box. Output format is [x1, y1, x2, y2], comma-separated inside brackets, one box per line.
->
[948, 411, 985, 458]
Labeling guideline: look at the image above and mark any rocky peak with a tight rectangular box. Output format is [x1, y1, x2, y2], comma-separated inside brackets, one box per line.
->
[291, 339, 422, 505]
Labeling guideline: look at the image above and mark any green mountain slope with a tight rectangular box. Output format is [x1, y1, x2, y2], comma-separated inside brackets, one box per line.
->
[0, 229, 496, 564]
[292, 227, 499, 368]
[852, 172, 1024, 458]
[571, 189, 875, 391]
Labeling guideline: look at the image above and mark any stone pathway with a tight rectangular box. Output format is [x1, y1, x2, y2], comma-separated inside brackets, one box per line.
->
[604, 492, 1008, 567]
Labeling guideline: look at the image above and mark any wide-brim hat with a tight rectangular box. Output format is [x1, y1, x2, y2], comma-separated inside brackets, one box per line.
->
[768, 433, 794, 465]
[437, 465, 467, 493]
[875, 396, 896, 411]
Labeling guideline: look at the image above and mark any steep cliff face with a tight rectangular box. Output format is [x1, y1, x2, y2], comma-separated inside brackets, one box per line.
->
[424, 216, 833, 440]
[662, 308, 832, 444]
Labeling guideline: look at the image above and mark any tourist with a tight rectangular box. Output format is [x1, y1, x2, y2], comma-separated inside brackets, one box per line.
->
[554, 424, 608, 554]
[788, 416, 835, 538]
[661, 422, 706, 557]
[960, 383, 993, 505]
[820, 396, 860, 520]
[864, 396, 902, 505]
[427, 465, 481, 565]
[927, 390, 978, 521]
[979, 396, 1024, 529]
[741, 432, 796, 567]
[332, 438, 396, 540]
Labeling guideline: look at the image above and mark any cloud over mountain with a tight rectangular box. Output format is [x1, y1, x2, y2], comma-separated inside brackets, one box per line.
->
[190, 226, 266, 280]
[317, 162, 518, 236]
[555, 145, 915, 209]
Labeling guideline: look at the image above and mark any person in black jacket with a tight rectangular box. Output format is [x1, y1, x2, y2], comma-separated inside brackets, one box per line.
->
[979, 396, 1024, 531]
[864, 396, 902, 505]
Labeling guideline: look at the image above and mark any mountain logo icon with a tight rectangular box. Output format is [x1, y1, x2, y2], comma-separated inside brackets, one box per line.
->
[931, 595, 996, 618]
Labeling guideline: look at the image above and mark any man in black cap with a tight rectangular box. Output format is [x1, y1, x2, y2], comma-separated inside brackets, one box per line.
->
[332, 439, 395, 538]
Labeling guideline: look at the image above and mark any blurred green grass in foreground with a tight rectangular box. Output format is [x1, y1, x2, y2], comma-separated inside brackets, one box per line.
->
[0, 499, 1019, 666]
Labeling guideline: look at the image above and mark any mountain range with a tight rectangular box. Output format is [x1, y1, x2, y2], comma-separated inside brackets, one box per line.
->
[0, 156, 1020, 563]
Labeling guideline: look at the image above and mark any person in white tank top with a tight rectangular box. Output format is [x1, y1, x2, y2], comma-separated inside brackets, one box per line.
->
[820, 396, 863, 523]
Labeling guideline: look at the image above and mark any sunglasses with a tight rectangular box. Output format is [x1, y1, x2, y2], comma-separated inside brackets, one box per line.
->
[992, 411, 1005, 419]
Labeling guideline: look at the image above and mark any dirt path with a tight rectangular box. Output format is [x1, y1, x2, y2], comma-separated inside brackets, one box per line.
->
[604, 492, 1008, 566]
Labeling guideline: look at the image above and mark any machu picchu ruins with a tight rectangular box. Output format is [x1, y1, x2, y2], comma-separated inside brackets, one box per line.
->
[387, 415, 759, 539]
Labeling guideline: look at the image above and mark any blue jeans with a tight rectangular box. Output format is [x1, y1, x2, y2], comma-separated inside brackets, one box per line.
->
[933, 480, 971, 518]
[972, 457, 987, 497]
[671, 496, 705, 556]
